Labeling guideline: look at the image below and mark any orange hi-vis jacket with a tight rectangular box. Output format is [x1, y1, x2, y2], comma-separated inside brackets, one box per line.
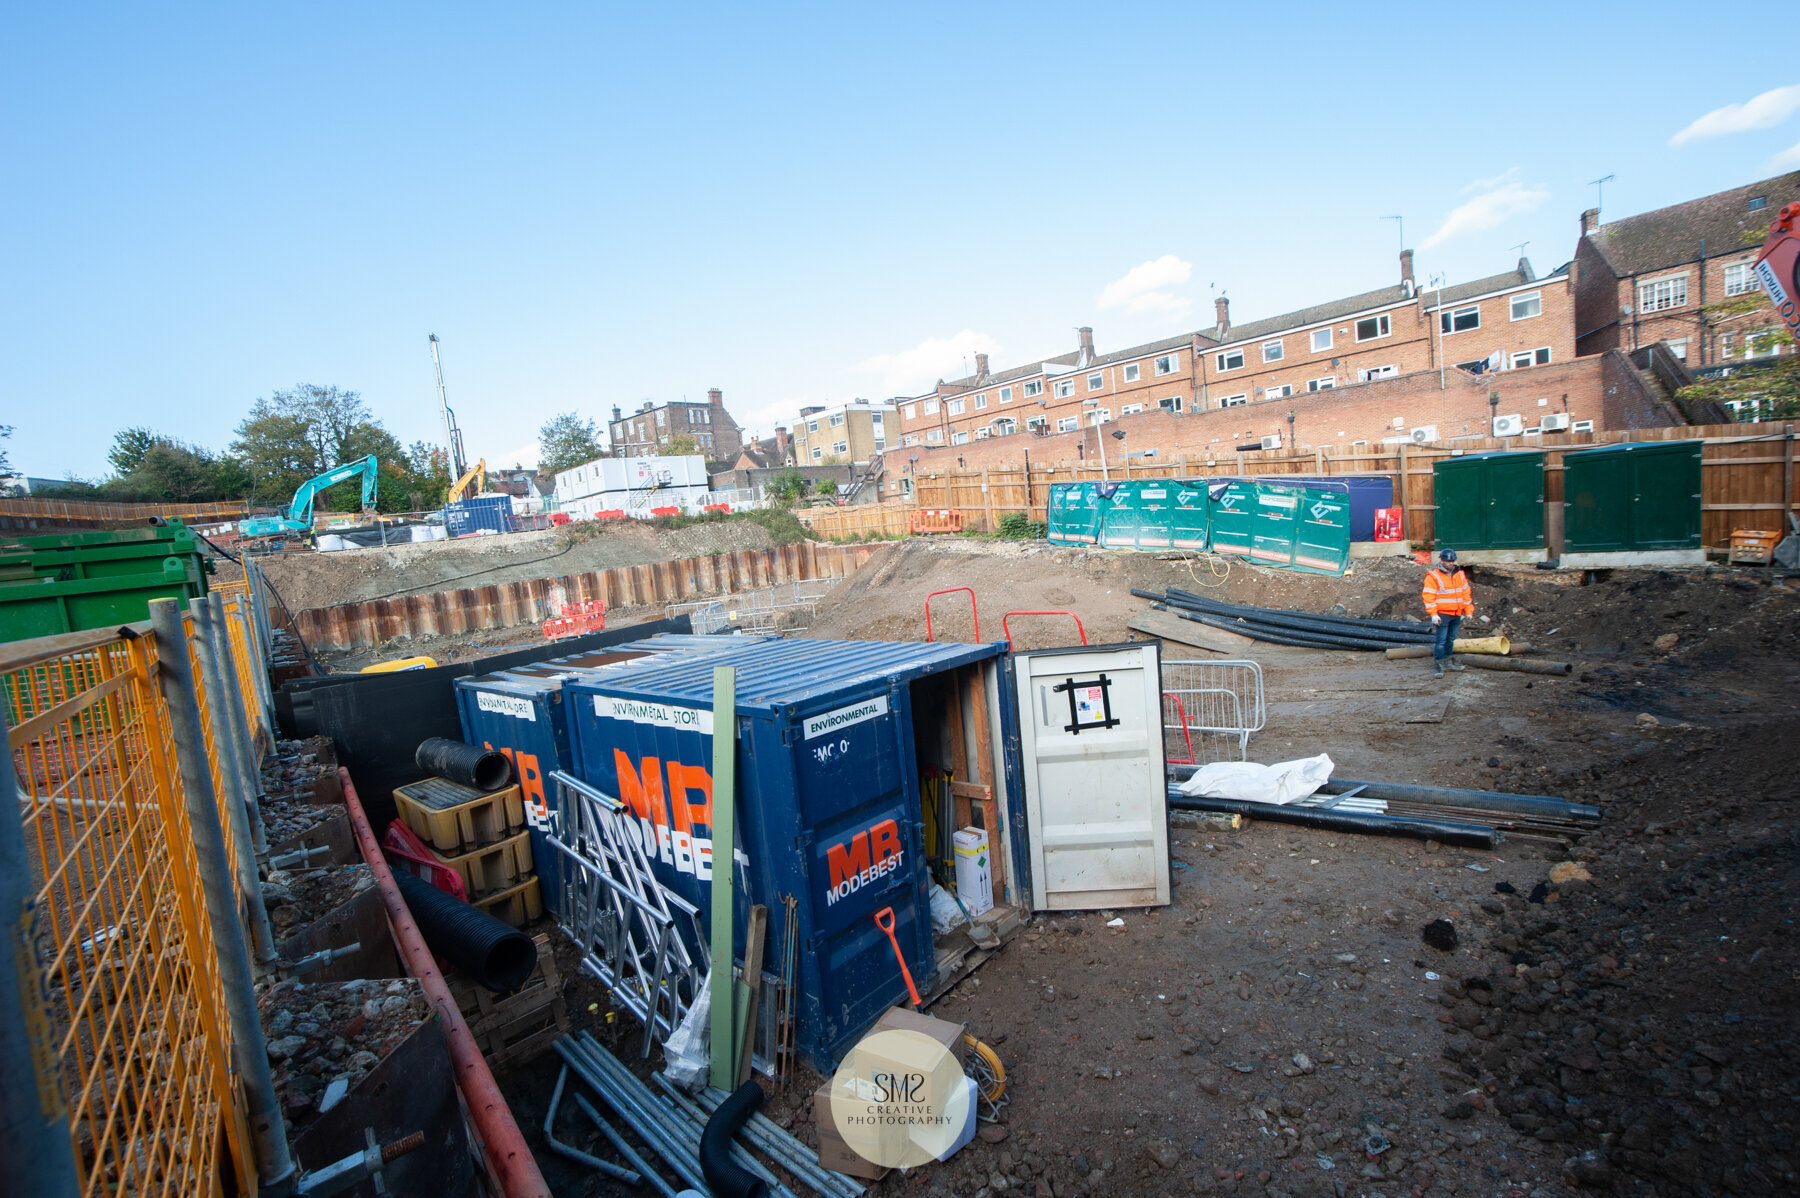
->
[1422, 567, 1474, 617]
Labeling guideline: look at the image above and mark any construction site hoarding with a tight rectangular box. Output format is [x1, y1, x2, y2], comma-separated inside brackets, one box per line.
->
[1563, 440, 1704, 552]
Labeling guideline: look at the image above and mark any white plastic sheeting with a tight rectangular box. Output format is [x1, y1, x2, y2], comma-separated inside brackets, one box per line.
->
[1177, 753, 1335, 806]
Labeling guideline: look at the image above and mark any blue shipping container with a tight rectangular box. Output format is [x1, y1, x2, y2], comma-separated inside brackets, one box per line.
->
[444, 495, 516, 536]
[563, 637, 1018, 1068]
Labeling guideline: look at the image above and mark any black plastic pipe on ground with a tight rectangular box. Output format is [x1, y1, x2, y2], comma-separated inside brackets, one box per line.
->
[392, 871, 536, 991]
[1145, 592, 1433, 645]
[416, 737, 514, 791]
[699, 1082, 770, 1198]
[1174, 608, 1396, 652]
[1161, 587, 1437, 635]
[1168, 789, 1496, 848]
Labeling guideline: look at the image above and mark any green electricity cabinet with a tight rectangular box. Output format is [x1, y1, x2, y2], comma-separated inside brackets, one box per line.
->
[1563, 441, 1703, 552]
[1432, 452, 1546, 551]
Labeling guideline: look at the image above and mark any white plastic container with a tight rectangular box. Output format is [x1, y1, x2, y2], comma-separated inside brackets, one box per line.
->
[953, 828, 992, 917]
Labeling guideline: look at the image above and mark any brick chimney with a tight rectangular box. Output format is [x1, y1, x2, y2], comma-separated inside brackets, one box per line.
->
[1077, 327, 1095, 366]
[1400, 248, 1415, 296]
[1581, 208, 1599, 235]
[707, 387, 723, 408]
[1214, 296, 1230, 337]
[611, 405, 621, 421]
[974, 352, 989, 380]
[773, 427, 789, 458]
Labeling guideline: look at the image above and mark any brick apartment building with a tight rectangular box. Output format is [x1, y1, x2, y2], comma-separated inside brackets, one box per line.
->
[789, 399, 894, 465]
[892, 251, 1573, 453]
[607, 389, 744, 460]
[1574, 173, 1800, 367]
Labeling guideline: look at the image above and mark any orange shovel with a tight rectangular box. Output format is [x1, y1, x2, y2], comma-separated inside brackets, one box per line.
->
[872, 906, 922, 1009]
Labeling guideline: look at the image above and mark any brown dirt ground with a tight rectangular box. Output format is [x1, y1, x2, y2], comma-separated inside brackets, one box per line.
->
[487, 537, 1798, 1197]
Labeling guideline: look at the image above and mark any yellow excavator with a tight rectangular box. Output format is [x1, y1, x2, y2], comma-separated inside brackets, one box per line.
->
[447, 458, 486, 504]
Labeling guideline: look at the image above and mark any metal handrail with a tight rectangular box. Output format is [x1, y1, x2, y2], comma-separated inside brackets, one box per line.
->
[924, 586, 979, 642]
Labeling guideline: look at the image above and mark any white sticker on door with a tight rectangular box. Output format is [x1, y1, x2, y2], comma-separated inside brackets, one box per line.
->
[804, 695, 889, 740]
[476, 692, 536, 722]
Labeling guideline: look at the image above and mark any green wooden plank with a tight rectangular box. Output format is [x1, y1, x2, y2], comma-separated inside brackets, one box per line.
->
[708, 665, 738, 1089]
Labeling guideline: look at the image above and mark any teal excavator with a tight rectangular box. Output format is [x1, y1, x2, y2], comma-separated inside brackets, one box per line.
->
[241, 455, 379, 538]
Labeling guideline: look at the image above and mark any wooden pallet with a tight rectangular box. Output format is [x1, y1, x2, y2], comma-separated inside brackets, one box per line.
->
[448, 934, 570, 1071]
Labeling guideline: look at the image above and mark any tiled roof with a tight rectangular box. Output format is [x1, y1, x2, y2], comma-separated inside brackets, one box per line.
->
[1586, 174, 1800, 277]
[1211, 283, 1414, 347]
[1421, 262, 1568, 309]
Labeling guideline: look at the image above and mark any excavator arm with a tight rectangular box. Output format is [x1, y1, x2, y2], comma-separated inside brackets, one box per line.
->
[241, 455, 380, 537]
[1754, 201, 1800, 343]
[447, 458, 486, 504]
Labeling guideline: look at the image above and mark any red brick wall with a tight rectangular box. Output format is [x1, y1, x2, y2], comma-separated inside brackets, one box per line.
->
[886, 351, 1672, 485]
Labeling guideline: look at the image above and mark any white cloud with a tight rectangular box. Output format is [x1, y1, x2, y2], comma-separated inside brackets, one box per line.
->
[1671, 84, 1800, 146]
[1461, 167, 1519, 193]
[1768, 138, 1800, 170]
[858, 329, 998, 394]
[494, 440, 539, 469]
[1098, 255, 1193, 314]
[1420, 182, 1551, 250]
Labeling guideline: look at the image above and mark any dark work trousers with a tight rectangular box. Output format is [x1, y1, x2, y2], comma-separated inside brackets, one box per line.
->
[1433, 614, 1462, 660]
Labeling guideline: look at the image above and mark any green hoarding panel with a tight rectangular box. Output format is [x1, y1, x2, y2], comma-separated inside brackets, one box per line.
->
[1249, 485, 1302, 568]
[1432, 458, 1488, 549]
[1132, 481, 1176, 549]
[1208, 481, 1256, 556]
[1484, 453, 1546, 549]
[1047, 483, 1102, 546]
[1170, 481, 1210, 551]
[1290, 487, 1353, 575]
[1099, 482, 1141, 548]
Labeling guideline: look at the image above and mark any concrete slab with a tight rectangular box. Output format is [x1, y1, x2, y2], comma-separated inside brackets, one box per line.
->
[1349, 541, 1413, 559]
[1557, 549, 1707, 569]
[1455, 548, 1548, 565]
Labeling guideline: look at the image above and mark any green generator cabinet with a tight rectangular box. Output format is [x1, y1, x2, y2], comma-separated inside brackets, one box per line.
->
[1432, 451, 1546, 558]
[0, 556, 201, 644]
[1562, 441, 1705, 566]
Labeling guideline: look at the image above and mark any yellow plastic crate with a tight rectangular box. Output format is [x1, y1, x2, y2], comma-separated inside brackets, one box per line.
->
[429, 829, 534, 898]
[473, 876, 544, 928]
[393, 778, 525, 853]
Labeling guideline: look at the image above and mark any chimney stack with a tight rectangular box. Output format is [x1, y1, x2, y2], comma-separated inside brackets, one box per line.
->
[1214, 296, 1230, 336]
[1400, 248, 1415, 296]
[1078, 327, 1095, 366]
[707, 387, 723, 407]
[974, 352, 989, 380]
[611, 405, 621, 421]
[1581, 207, 1599, 235]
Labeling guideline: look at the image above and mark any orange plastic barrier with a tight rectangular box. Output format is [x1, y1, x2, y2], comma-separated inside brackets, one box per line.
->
[909, 508, 964, 534]
[649, 505, 679, 517]
[544, 600, 606, 640]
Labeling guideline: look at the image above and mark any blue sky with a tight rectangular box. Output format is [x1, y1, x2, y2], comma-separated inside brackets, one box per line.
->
[5, 3, 1796, 479]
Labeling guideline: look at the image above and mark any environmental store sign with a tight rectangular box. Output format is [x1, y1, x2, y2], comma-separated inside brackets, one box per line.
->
[804, 695, 889, 740]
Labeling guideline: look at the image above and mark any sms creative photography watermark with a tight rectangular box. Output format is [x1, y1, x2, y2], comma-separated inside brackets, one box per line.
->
[826, 1028, 977, 1169]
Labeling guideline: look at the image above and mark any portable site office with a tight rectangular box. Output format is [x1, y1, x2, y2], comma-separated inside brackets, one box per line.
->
[553, 635, 1170, 1068]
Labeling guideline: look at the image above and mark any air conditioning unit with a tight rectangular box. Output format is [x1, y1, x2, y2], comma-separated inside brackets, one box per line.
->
[1410, 425, 1438, 444]
[1492, 414, 1526, 437]
[1539, 413, 1571, 432]
[1259, 434, 1284, 450]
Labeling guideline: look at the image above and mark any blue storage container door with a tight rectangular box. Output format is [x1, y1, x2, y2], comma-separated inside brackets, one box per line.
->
[455, 675, 573, 915]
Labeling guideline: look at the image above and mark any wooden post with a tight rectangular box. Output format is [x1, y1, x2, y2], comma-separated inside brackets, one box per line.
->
[981, 466, 996, 532]
[1785, 423, 1795, 528]
[1315, 447, 1325, 472]
[1396, 443, 1410, 543]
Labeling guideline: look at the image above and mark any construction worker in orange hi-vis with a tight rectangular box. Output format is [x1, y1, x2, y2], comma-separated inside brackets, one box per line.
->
[1421, 548, 1474, 678]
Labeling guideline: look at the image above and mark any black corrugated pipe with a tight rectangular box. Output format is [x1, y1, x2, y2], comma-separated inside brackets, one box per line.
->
[1168, 789, 1496, 848]
[1161, 587, 1436, 635]
[392, 871, 536, 991]
[700, 1082, 770, 1198]
[1171, 602, 1432, 644]
[416, 737, 513, 791]
[1173, 608, 1395, 652]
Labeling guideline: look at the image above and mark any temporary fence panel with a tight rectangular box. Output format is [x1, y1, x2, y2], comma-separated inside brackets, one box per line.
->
[1249, 485, 1303, 567]
[1272, 476, 1394, 542]
[1011, 642, 1170, 911]
[1127, 481, 1177, 549]
[1207, 481, 1256, 556]
[1159, 658, 1265, 765]
[1098, 482, 1143, 548]
[1289, 487, 1353, 576]
[1170, 480, 1211, 550]
[562, 636, 1007, 1068]
[1046, 482, 1102, 546]
[1563, 441, 1704, 552]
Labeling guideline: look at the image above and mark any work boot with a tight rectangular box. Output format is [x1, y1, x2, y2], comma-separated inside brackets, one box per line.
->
[1445, 658, 1465, 671]
[1432, 659, 1445, 677]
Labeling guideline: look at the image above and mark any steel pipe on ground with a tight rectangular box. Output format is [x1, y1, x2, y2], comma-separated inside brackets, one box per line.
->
[1165, 765, 1600, 824]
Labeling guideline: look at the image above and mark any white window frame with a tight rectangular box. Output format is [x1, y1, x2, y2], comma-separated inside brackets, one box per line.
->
[974, 428, 990, 439]
[1310, 327, 1332, 352]
[973, 393, 987, 410]
[833, 440, 848, 454]
[1025, 415, 1048, 431]
[1055, 416, 1078, 432]
[1307, 377, 1335, 392]
[1355, 314, 1391, 342]
[1261, 339, 1284, 363]
[1572, 420, 1594, 433]
[903, 404, 917, 421]
[1219, 393, 1248, 407]
[1638, 275, 1687, 313]
[1087, 372, 1104, 391]
[1154, 353, 1179, 376]
[902, 433, 920, 447]
[1509, 291, 1542, 321]
[1441, 305, 1480, 334]
[870, 412, 884, 426]
[693, 409, 710, 424]
[946, 399, 964, 415]
[1357, 364, 1397, 382]
[1157, 396, 1182, 412]
[1088, 408, 1112, 426]
[1665, 338, 1689, 361]
[993, 417, 1016, 436]
[829, 413, 844, 426]
[1723, 261, 1757, 297]
[999, 385, 1013, 403]
[923, 399, 939, 415]
[807, 420, 819, 433]
[1120, 402, 1145, 415]
[811, 447, 822, 460]
[656, 409, 668, 427]
[926, 429, 943, 442]
[951, 431, 968, 445]
[1215, 348, 1245, 372]
[1054, 379, 1074, 399]
[1265, 383, 1292, 399]
[1023, 380, 1043, 397]
[1122, 363, 1141, 382]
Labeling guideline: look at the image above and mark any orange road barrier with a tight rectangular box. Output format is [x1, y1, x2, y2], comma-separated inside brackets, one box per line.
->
[908, 508, 964, 535]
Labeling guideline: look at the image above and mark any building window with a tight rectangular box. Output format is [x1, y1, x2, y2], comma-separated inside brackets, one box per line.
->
[656, 409, 668, 426]
[808, 420, 819, 433]
[1307, 377, 1335, 392]
[1357, 364, 1397, 382]
[903, 404, 917, 420]
[946, 399, 964, 415]
[811, 447, 822, 460]
[1510, 347, 1553, 368]
[871, 413, 883, 427]
[973, 393, 987, 410]
[1723, 261, 1757, 296]
[1056, 416, 1078, 432]
[1746, 328, 1782, 358]
[1219, 393, 1247, 407]
[974, 428, 990, 439]
[1023, 380, 1043, 397]
[829, 413, 844, 426]
[951, 432, 968, 445]
[923, 399, 940, 414]
[1123, 363, 1140, 382]
[833, 440, 848, 454]
[993, 418, 1016, 435]
[1121, 403, 1144, 415]
[1266, 384, 1292, 399]
[1054, 379, 1074, 399]
[1215, 348, 1245, 371]
[1026, 415, 1047, 431]
[1262, 339, 1284, 363]
[999, 385, 1013, 403]
[902, 434, 920, 447]
[1665, 338, 1689, 361]
[1639, 276, 1687, 312]
[1573, 420, 1595, 432]
[1158, 396, 1182, 412]
[693, 409, 710, 423]
[1510, 291, 1542, 321]
[926, 429, 943, 442]
[1441, 305, 1480, 334]
[1355, 314, 1391, 341]
[1088, 408, 1111, 425]
[1087, 372, 1104, 391]
[1154, 353, 1179, 375]
[1310, 328, 1332, 352]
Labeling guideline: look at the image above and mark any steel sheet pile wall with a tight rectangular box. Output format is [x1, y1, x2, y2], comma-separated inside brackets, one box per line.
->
[294, 542, 874, 651]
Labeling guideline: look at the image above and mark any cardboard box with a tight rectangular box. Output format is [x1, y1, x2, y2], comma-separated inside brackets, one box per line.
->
[953, 827, 993, 916]
[872, 1005, 968, 1065]
[812, 1083, 891, 1181]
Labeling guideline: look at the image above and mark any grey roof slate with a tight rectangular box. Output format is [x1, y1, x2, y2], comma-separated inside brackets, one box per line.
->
[1585, 175, 1800, 277]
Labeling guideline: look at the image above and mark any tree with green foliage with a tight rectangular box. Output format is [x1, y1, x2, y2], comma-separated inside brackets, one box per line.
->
[537, 412, 605, 478]
[107, 427, 163, 477]
[814, 476, 839, 497]
[659, 433, 699, 457]
[232, 384, 411, 507]
[108, 440, 250, 502]
[0, 425, 16, 496]
[762, 468, 809, 508]
[1676, 290, 1800, 422]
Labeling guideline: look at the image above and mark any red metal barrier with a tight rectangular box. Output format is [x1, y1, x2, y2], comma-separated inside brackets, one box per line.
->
[341, 768, 552, 1198]
[543, 600, 606, 640]
[924, 586, 980, 642]
[909, 508, 964, 534]
[1001, 610, 1088, 646]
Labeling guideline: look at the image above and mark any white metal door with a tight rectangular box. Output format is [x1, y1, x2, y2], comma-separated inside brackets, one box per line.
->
[1013, 643, 1169, 910]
